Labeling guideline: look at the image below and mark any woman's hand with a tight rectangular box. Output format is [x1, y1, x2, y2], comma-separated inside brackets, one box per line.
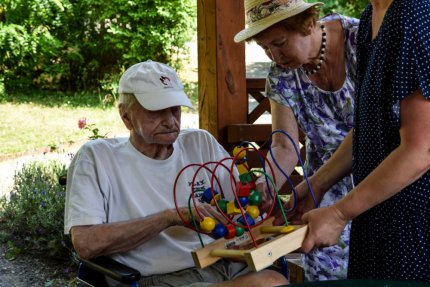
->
[301, 205, 348, 253]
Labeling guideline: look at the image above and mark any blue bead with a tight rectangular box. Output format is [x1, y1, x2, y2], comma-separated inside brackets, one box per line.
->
[202, 188, 218, 204]
[212, 223, 227, 238]
[235, 196, 248, 208]
[237, 214, 255, 227]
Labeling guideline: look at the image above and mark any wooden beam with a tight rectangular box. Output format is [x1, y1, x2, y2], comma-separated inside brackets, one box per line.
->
[227, 124, 272, 144]
[198, 0, 247, 146]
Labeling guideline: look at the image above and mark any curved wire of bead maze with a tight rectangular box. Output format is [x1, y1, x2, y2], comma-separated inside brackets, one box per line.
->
[173, 130, 316, 272]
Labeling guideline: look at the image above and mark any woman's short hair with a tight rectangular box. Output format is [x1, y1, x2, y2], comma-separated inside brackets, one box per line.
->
[279, 6, 321, 34]
[249, 6, 321, 42]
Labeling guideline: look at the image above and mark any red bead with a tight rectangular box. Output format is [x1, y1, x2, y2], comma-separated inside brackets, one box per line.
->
[224, 224, 236, 239]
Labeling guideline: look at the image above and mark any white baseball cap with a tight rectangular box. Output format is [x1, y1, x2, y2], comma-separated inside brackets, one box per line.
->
[118, 60, 193, 111]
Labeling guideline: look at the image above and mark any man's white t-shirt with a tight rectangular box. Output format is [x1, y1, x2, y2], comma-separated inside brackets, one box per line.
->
[64, 129, 235, 276]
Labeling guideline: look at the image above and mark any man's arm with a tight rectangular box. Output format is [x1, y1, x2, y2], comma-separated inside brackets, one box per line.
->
[71, 209, 181, 260]
[72, 203, 221, 260]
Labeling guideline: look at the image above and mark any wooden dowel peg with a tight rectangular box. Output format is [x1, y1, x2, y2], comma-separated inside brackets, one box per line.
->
[260, 225, 295, 234]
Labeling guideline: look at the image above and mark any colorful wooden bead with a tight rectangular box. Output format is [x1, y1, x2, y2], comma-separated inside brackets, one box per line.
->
[237, 214, 255, 227]
[227, 201, 241, 215]
[236, 163, 248, 176]
[224, 224, 236, 239]
[248, 190, 262, 206]
[246, 205, 260, 219]
[216, 199, 228, 213]
[202, 188, 218, 204]
[233, 146, 247, 159]
[235, 226, 245, 236]
[212, 223, 227, 238]
[200, 217, 216, 232]
[235, 196, 249, 208]
[236, 181, 252, 197]
[210, 194, 221, 205]
[239, 173, 253, 183]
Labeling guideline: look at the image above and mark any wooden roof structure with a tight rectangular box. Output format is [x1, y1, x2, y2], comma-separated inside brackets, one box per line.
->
[197, 0, 244, 144]
[196, 0, 305, 190]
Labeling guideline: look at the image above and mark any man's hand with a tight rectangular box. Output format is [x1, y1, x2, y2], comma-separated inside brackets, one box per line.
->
[301, 205, 348, 253]
[177, 203, 227, 227]
[256, 180, 279, 216]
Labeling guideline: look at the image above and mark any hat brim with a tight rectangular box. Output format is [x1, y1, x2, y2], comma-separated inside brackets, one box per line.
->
[135, 90, 193, 111]
[234, 2, 323, 43]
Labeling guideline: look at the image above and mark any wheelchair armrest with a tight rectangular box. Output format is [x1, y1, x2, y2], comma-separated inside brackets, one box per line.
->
[80, 256, 141, 284]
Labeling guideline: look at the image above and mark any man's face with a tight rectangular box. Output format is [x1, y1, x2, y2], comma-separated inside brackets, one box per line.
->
[127, 102, 181, 146]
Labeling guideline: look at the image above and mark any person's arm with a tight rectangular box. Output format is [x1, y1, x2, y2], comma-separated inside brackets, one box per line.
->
[257, 100, 299, 190]
[273, 129, 353, 225]
[72, 203, 221, 260]
[71, 208, 186, 260]
[302, 89, 430, 251]
[337, 89, 430, 219]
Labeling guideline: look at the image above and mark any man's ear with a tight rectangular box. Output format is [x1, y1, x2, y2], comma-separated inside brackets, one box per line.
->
[119, 103, 133, 131]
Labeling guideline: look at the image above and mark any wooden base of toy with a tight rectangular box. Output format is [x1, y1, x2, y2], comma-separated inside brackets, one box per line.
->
[191, 217, 308, 272]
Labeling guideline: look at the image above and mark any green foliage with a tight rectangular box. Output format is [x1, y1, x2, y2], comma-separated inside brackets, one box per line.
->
[78, 117, 109, 140]
[183, 81, 198, 108]
[0, 0, 196, 93]
[0, 160, 75, 264]
[316, 0, 368, 19]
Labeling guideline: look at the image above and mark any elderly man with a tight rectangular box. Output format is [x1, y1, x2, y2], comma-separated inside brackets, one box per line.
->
[64, 60, 288, 287]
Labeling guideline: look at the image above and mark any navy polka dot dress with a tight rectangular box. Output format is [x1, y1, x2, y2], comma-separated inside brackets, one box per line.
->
[350, 0, 430, 280]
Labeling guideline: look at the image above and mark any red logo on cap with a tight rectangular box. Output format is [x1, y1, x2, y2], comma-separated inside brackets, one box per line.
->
[160, 76, 171, 86]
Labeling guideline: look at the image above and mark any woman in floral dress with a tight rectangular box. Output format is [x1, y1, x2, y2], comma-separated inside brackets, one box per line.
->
[234, 0, 358, 281]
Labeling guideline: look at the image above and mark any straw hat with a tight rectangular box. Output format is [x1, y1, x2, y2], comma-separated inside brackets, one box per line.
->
[234, 0, 324, 43]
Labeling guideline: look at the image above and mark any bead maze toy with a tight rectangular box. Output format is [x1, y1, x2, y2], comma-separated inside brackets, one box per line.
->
[173, 130, 316, 272]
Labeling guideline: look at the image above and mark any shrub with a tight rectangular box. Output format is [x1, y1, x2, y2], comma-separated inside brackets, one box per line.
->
[319, 0, 368, 19]
[0, 0, 196, 94]
[0, 159, 75, 264]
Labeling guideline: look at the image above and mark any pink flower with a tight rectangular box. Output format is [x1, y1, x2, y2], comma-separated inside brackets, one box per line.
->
[78, 118, 87, 129]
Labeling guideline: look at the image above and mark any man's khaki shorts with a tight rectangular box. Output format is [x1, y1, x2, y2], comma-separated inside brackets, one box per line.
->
[138, 259, 250, 287]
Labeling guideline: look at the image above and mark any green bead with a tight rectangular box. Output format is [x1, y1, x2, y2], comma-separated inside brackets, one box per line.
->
[239, 173, 253, 183]
[217, 199, 228, 213]
[248, 190, 262, 206]
[235, 226, 245, 237]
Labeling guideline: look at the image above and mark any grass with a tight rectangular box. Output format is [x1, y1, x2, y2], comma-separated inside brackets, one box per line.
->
[0, 86, 197, 160]
[0, 102, 126, 158]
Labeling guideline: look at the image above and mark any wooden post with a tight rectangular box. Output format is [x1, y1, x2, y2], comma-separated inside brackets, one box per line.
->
[197, 0, 247, 147]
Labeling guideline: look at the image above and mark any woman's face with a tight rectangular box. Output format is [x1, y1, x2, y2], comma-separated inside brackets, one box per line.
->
[253, 23, 313, 69]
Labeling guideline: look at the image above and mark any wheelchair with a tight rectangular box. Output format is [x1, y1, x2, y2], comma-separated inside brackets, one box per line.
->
[76, 256, 141, 287]
[75, 255, 294, 287]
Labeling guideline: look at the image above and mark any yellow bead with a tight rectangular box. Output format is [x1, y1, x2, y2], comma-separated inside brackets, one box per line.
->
[233, 146, 246, 159]
[210, 194, 221, 205]
[236, 163, 248, 175]
[246, 205, 260, 219]
[200, 217, 216, 232]
[226, 201, 241, 215]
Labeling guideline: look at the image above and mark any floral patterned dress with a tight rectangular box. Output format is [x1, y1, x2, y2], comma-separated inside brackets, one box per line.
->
[265, 14, 358, 281]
